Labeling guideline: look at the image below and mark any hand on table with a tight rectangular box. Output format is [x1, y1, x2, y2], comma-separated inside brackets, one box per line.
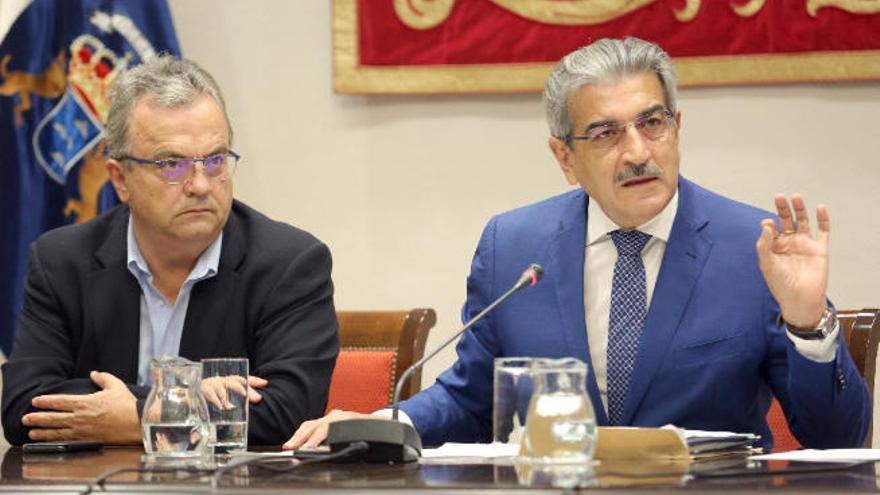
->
[22, 371, 140, 444]
[283, 409, 377, 450]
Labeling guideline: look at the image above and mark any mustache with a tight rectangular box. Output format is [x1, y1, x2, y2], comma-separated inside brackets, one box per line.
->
[615, 163, 663, 185]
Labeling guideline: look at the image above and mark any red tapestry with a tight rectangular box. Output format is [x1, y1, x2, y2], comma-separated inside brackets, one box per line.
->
[333, 0, 880, 94]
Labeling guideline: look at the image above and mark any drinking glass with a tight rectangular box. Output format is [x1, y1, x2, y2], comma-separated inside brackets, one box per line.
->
[493, 357, 536, 451]
[201, 358, 249, 453]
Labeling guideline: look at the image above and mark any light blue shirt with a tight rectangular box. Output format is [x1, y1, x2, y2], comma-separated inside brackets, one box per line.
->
[126, 217, 222, 386]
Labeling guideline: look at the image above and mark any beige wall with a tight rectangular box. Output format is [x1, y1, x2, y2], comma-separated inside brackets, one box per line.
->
[167, 1, 880, 388]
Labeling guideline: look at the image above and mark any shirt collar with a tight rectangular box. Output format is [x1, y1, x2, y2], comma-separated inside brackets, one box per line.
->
[126, 215, 222, 283]
[586, 189, 679, 246]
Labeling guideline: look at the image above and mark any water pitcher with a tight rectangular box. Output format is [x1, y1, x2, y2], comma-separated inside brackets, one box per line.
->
[520, 357, 597, 464]
[141, 356, 211, 459]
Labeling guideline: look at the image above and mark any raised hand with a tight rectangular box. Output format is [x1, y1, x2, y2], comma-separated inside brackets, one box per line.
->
[755, 193, 829, 328]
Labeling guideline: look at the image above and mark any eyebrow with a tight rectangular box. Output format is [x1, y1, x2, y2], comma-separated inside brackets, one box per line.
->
[152, 147, 229, 160]
[582, 104, 667, 133]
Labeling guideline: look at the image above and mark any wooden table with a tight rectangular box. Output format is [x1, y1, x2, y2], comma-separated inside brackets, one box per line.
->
[1, 445, 878, 493]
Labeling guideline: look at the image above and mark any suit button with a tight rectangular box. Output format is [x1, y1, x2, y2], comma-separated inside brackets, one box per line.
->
[836, 371, 847, 392]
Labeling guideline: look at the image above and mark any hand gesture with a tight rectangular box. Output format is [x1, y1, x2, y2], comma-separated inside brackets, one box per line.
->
[756, 193, 829, 328]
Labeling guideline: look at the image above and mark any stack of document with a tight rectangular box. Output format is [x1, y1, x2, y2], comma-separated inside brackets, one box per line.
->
[683, 429, 760, 459]
[594, 425, 760, 462]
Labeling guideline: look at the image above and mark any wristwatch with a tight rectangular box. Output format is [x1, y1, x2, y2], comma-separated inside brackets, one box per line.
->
[785, 307, 837, 340]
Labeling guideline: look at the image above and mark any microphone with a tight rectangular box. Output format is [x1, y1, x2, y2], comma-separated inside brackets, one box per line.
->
[326, 263, 545, 463]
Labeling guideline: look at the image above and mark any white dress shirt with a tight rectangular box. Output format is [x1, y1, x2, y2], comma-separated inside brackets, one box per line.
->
[126, 217, 222, 386]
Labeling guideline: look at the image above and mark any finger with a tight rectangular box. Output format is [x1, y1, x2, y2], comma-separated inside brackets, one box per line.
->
[214, 383, 231, 409]
[28, 428, 76, 442]
[285, 419, 321, 450]
[248, 387, 263, 404]
[790, 193, 810, 234]
[304, 422, 331, 448]
[224, 376, 249, 399]
[816, 203, 830, 236]
[90, 370, 123, 389]
[22, 411, 75, 428]
[773, 194, 794, 233]
[32, 394, 83, 412]
[755, 219, 776, 257]
[202, 384, 224, 409]
[248, 375, 268, 389]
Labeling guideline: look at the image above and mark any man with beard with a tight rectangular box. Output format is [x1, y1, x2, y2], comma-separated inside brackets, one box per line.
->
[287, 37, 869, 451]
[3, 56, 338, 446]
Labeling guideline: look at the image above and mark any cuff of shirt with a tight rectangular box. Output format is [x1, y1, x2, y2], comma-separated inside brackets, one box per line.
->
[373, 408, 414, 426]
[785, 320, 839, 363]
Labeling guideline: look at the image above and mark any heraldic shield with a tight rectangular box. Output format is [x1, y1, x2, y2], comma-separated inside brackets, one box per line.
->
[0, 0, 180, 355]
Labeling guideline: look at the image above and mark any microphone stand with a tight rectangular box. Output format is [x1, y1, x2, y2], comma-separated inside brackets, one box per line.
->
[326, 264, 544, 463]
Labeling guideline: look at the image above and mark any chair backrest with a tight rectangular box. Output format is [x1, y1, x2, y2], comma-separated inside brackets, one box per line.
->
[325, 308, 437, 414]
[767, 308, 880, 451]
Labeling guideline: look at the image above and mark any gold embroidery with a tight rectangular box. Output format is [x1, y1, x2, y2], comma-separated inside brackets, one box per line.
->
[807, 0, 880, 16]
[732, 0, 766, 17]
[0, 51, 67, 127]
[674, 0, 701, 22]
[393, 0, 708, 28]
[488, 0, 655, 26]
[63, 141, 108, 223]
[393, 0, 455, 30]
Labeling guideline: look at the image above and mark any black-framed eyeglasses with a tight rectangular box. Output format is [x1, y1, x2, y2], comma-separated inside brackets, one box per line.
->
[566, 108, 676, 151]
[120, 150, 241, 185]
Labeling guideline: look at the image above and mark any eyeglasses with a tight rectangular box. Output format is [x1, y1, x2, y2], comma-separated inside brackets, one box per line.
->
[566, 108, 676, 151]
[120, 150, 241, 185]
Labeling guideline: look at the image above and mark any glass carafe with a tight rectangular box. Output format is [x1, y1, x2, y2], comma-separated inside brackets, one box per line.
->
[520, 357, 597, 464]
[141, 356, 211, 459]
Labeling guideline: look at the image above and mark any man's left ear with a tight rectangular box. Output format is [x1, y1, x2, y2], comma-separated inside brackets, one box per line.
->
[548, 136, 579, 186]
[106, 159, 130, 203]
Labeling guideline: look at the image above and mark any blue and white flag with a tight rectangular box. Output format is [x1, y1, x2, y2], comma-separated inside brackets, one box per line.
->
[0, 0, 180, 355]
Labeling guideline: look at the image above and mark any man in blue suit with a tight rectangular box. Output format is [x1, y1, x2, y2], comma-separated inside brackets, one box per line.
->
[288, 37, 870, 450]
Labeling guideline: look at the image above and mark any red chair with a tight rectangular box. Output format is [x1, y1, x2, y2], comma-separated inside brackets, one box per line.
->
[325, 309, 436, 414]
[767, 308, 880, 451]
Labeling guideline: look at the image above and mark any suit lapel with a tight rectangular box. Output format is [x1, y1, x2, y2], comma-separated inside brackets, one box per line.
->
[87, 209, 141, 383]
[548, 191, 608, 424]
[622, 179, 712, 424]
[178, 207, 244, 360]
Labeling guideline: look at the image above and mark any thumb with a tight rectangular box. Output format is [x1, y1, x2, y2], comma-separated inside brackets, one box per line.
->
[90, 370, 122, 390]
[755, 220, 776, 261]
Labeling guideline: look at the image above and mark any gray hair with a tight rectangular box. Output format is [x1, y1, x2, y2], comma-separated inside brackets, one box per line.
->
[105, 55, 233, 158]
[543, 37, 677, 142]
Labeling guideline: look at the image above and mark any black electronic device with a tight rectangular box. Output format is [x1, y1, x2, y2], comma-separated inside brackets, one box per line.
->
[326, 264, 545, 463]
[22, 440, 104, 454]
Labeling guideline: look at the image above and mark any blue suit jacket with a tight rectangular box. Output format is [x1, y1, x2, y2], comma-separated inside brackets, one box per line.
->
[401, 177, 870, 449]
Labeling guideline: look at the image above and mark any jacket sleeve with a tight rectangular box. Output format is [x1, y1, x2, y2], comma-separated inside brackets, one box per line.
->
[246, 241, 339, 445]
[1, 243, 99, 445]
[765, 295, 871, 449]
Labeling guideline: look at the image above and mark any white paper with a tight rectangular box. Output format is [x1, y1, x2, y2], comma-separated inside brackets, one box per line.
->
[421, 442, 520, 459]
[750, 449, 880, 463]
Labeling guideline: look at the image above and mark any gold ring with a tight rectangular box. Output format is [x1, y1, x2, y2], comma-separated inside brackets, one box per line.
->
[781, 230, 795, 235]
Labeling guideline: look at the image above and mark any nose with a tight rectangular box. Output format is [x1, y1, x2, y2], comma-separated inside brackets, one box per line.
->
[182, 164, 213, 196]
[618, 124, 650, 164]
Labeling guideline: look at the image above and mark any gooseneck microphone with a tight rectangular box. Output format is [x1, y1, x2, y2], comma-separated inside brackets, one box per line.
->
[326, 263, 544, 463]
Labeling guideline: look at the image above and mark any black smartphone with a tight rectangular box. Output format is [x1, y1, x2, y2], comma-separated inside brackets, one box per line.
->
[22, 440, 103, 454]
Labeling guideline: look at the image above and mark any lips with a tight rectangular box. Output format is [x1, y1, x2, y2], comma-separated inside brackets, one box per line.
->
[621, 176, 658, 187]
[181, 207, 213, 216]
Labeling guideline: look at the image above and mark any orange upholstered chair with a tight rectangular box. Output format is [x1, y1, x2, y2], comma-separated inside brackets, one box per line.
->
[325, 309, 436, 414]
[767, 308, 880, 452]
